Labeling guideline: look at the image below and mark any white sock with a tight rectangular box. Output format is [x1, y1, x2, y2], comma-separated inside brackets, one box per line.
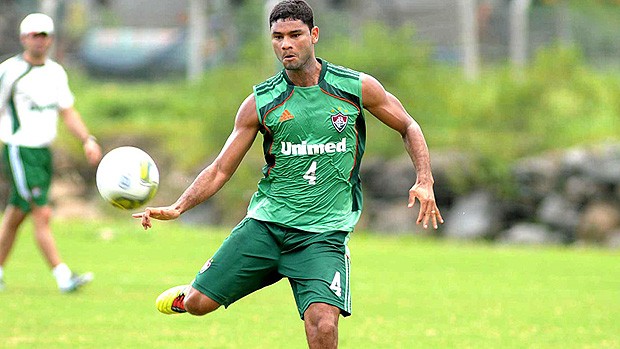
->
[52, 263, 72, 288]
[0, 266, 4, 280]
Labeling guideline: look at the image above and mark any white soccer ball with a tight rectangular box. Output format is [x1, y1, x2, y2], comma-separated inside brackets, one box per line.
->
[96, 146, 159, 210]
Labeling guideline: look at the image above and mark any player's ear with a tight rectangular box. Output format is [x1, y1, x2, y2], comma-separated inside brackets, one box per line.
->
[311, 26, 319, 44]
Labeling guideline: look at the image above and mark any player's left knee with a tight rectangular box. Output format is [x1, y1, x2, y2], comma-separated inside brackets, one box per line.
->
[305, 303, 340, 331]
[314, 318, 338, 337]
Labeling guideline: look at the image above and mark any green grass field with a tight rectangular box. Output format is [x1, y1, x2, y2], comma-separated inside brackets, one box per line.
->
[1, 217, 618, 348]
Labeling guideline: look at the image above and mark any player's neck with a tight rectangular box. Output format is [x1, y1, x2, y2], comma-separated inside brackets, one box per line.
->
[23, 51, 47, 66]
[285, 58, 322, 87]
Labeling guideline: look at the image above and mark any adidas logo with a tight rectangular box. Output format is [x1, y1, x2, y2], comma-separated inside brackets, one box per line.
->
[279, 109, 294, 122]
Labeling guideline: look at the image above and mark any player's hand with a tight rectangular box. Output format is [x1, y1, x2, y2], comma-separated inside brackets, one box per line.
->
[408, 182, 443, 229]
[132, 206, 181, 230]
[83, 138, 102, 166]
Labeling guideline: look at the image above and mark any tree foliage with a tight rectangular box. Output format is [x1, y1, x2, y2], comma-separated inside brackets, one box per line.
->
[63, 23, 620, 203]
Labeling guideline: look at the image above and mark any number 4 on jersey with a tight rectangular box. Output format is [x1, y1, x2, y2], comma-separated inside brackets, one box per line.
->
[303, 161, 317, 185]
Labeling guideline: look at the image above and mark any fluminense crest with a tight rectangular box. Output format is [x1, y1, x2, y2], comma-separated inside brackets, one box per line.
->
[331, 113, 348, 133]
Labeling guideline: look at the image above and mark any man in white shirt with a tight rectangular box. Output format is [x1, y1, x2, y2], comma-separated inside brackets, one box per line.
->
[0, 13, 102, 292]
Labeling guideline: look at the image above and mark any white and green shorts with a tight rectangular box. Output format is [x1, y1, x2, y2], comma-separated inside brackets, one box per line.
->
[1, 144, 53, 212]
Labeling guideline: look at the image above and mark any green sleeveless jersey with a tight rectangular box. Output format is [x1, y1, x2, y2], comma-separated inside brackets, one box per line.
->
[247, 59, 366, 233]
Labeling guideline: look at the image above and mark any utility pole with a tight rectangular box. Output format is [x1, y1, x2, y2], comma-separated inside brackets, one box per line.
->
[265, 0, 280, 73]
[459, 0, 480, 81]
[509, 0, 532, 80]
[40, 0, 59, 59]
[187, 0, 207, 81]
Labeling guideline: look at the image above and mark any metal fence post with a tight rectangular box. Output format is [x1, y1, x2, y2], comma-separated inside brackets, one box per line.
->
[459, 0, 480, 81]
[187, 0, 207, 82]
[509, 0, 532, 80]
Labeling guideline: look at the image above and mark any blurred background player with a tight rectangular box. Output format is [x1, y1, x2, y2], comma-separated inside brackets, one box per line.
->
[0, 13, 102, 292]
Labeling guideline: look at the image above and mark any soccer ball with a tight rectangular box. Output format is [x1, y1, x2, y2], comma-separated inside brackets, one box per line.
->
[96, 146, 159, 210]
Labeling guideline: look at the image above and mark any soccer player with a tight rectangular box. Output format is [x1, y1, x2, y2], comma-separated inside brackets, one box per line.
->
[134, 0, 443, 347]
[0, 13, 101, 292]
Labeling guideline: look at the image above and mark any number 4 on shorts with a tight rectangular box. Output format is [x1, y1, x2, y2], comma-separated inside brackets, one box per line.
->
[330, 271, 342, 297]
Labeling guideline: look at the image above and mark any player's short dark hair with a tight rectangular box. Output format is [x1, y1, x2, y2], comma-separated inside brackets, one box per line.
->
[269, 0, 314, 30]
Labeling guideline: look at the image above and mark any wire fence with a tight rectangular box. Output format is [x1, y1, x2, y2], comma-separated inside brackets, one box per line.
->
[1, 0, 618, 75]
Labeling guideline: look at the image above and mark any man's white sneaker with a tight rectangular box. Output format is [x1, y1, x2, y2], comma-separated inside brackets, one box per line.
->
[59, 272, 94, 293]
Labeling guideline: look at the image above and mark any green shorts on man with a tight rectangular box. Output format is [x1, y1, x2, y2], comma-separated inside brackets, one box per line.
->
[192, 218, 352, 319]
[1, 144, 53, 212]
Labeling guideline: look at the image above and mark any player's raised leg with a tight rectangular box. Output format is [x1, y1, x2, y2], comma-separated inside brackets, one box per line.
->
[156, 285, 188, 314]
[156, 285, 221, 315]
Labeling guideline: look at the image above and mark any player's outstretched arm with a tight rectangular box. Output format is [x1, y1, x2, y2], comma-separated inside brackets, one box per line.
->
[133, 94, 261, 230]
[60, 107, 102, 166]
[361, 73, 443, 229]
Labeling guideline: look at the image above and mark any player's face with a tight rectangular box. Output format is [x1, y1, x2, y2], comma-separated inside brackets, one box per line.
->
[270, 19, 319, 71]
[21, 33, 53, 60]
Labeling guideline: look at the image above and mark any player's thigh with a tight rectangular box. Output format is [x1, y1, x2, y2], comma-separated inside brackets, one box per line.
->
[281, 231, 351, 319]
[192, 218, 283, 307]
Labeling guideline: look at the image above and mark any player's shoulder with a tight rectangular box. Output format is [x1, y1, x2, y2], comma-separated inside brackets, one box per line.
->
[0, 55, 27, 81]
[254, 70, 287, 93]
[0, 54, 24, 69]
[253, 70, 291, 108]
[43, 58, 67, 72]
[322, 59, 361, 80]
